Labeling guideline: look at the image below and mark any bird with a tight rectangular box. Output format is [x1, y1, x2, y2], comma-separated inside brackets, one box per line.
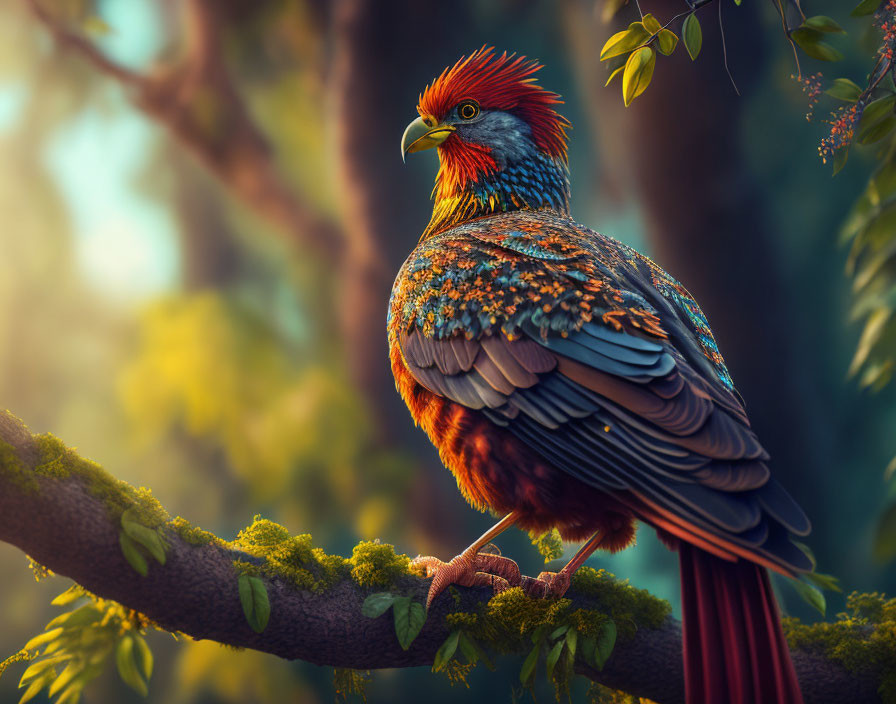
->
[391, 46, 811, 704]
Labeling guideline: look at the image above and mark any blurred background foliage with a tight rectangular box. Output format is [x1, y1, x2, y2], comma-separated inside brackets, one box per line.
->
[1, 0, 895, 702]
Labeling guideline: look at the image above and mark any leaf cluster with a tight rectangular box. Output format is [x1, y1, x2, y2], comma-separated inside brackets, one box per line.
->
[1, 586, 155, 704]
[361, 592, 427, 650]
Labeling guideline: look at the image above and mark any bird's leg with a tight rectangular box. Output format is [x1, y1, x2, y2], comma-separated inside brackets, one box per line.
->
[411, 512, 520, 609]
[522, 531, 605, 599]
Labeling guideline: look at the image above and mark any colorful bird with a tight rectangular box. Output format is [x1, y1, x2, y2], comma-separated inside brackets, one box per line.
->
[392, 47, 810, 703]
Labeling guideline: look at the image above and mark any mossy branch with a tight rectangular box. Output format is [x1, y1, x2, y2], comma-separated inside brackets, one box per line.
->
[0, 411, 885, 704]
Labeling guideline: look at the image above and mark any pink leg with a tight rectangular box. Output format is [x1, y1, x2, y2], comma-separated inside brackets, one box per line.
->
[411, 512, 520, 609]
[522, 531, 605, 599]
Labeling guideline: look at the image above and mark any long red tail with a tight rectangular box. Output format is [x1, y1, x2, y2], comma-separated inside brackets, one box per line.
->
[678, 543, 804, 704]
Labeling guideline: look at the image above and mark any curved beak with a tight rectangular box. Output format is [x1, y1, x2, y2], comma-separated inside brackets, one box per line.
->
[401, 116, 455, 162]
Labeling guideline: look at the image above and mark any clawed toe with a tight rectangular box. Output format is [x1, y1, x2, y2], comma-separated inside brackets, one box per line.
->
[411, 551, 523, 609]
[521, 570, 571, 599]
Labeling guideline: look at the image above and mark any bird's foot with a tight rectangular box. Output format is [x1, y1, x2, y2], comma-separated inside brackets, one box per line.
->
[520, 570, 572, 599]
[411, 549, 522, 609]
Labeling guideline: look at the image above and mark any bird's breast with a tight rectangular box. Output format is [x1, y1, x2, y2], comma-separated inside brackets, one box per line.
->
[388, 340, 636, 547]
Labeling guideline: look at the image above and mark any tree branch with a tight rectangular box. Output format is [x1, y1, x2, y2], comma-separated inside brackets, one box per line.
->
[0, 411, 882, 703]
[23, 0, 343, 264]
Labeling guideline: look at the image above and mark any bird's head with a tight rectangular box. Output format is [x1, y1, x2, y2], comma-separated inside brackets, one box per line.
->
[402, 47, 571, 227]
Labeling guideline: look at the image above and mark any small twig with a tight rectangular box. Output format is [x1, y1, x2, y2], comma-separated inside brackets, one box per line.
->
[772, 0, 802, 80]
[24, 0, 144, 88]
[718, 0, 740, 96]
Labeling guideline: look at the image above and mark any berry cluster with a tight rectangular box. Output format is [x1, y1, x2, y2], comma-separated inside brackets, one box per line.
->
[794, 72, 823, 121]
[876, 0, 896, 61]
[819, 102, 864, 163]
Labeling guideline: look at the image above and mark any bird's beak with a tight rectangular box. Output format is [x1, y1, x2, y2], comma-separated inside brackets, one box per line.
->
[401, 115, 455, 162]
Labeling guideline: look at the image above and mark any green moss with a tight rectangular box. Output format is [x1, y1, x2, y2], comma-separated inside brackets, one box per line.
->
[33, 434, 73, 478]
[237, 516, 292, 547]
[571, 566, 670, 638]
[529, 528, 564, 563]
[0, 439, 36, 491]
[349, 541, 411, 588]
[229, 516, 351, 593]
[436, 565, 671, 679]
[783, 591, 896, 702]
[1, 424, 172, 533]
[169, 517, 219, 546]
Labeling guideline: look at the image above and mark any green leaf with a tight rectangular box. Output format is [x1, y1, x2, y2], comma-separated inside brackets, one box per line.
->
[885, 454, 896, 482]
[791, 540, 818, 571]
[361, 592, 396, 619]
[852, 0, 881, 16]
[45, 605, 101, 631]
[683, 14, 702, 60]
[791, 28, 844, 62]
[47, 662, 79, 698]
[594, 620, 617, 670]
[132, 634, 153, 680]
[115, 636, 148, 697]
[734, 0, 742, 5]
[238, 574, 270, 633]
[656, 29, 679, 56]
[833, 148, 849, 176]
[579, 634, 596, 666]
[21, 628, 64, 653]
[432, 631, 460, 671]
[826, 78, 863, 102]
[51, 587, 84, 607]
[622, 47, 656, 107]
[520, 643, 539, 686]
[545, 640, 564, 680]
[862, 96, 896, 126]
[600, 22, 651, 61]
[849, 308, 892, 374]
[803, 571, 842, 593]
[549, 624, 569, 640]
[121, 518, 166, 566]
[873, 501, 896, 563]
[641, 13, 662, 34]
[792, 580, 826, 616]
[119, 532, 148, 577]
[18, 672, 54, 704]
[392, 597, 426, 650]
[605, 66, 624, 87]
[859, 115, 896, 145]
[458, 632, 491, 668]
[564, 627, 578, 659]
[18, 656, 67, 687]
[802, 16, 846, 34]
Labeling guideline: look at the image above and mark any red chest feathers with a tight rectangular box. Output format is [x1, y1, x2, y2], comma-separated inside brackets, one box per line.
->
[389, 343, 636, 547]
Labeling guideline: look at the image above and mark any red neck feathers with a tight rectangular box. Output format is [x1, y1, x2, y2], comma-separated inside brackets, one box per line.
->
[417, 47, 570, 203]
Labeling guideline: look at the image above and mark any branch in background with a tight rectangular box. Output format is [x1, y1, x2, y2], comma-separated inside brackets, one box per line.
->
[0, 411, 883, 704]
[23, 0, 343, 265]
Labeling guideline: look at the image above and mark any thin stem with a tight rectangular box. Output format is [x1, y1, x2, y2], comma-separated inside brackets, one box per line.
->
[719, 0, 741, 96]
[772, 0, 802, 79]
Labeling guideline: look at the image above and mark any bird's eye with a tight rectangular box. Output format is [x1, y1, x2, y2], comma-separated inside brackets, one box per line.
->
[457, 100, 480, 120]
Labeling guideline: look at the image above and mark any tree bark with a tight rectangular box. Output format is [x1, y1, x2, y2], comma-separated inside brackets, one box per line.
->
[0, 411, 882, 704]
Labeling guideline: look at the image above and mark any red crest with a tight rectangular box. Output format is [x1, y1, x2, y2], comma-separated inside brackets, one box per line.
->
[418, 47, 570, 162]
